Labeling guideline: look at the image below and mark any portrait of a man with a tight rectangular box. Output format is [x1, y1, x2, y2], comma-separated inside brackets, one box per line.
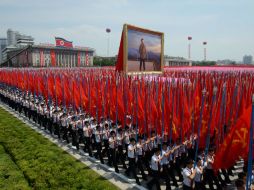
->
[126, 25, 163, 73]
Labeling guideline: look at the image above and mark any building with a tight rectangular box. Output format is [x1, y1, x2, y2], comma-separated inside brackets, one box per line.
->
[164, 56, 189, 66]
[7, 29, 34, 47]
[0, 38, 7, 63]
[2, 29, 34, 63]
[243, 55, 253, 65]
[1, 44, 94, 67]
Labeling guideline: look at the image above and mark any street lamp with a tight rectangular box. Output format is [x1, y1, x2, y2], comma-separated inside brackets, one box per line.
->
[188, 36, 192, 66]
[203, 42, 207, 62]
[106, 28, 111, 57]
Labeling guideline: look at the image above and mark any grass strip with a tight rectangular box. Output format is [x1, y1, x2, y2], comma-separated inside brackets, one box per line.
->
[0, 107, 119, 190]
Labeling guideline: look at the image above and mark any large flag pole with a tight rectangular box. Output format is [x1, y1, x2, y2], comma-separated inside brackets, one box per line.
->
[194, 88, 206, 166]
[246, 94, 254, 190]
[204, 86, 217, 161]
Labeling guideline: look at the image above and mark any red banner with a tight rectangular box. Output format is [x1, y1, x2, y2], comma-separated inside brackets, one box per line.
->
[40, 50, 44, 67]
[77, 52, 81, 67]
[50, 50, 56, 67]
[85, 52, 89, 66]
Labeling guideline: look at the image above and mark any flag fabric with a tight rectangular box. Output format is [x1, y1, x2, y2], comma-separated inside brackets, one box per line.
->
[213, 105, 252, 171]
[55, 37, 73, 48]
[50, 50, 56, 67]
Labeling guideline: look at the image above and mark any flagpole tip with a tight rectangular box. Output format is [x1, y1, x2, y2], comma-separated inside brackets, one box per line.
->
[213, 87, 218, 95]
[202, 88, 206, 95]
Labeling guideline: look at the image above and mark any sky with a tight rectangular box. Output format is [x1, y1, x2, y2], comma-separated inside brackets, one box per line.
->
[0, 0, 253, 61]
[128, 29, 161, 53]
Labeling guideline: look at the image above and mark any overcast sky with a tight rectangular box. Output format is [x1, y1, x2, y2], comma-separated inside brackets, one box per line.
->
[0, 0, 253, 61]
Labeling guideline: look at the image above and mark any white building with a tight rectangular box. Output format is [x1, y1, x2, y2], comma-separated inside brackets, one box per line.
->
[0, 38, 7, 63]
[243, 55, 253, 65]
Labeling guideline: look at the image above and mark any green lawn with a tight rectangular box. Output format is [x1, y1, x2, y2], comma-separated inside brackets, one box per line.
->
[0, 107, 119, 190]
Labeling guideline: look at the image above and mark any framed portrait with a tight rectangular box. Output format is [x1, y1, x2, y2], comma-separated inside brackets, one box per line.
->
[123, 24, 164, 74]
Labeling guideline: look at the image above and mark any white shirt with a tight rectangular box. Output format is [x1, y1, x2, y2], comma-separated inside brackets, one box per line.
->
[207, 155, 214, 169]
[124, 131, 130, 144]
[128, 144, 135, 158]
[183, 167, 193, 187]
[117, 133, 124, 146]
[109, 137, 116, 149]
[194, 166, 203, 182]
[161, 149, 169, 165]
[102, 129, 109, 140]
[95, 130, 101, 143]
[136, 142, 143, 156]
[83, 125, 91, 137]
[151, 155, 160, 171]
[61, 118, 67, 127]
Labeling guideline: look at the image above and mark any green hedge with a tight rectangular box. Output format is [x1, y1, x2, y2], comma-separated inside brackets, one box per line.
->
[0, 144, 30, 190]
[0, 108, 119, 190]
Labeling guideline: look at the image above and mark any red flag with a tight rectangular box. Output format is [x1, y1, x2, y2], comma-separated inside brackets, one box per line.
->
[85, 52, 89, 66]
[213, 105, 251, 171]
[55, 37, 73, 48]
[77, 52, 81, 67]
[40, 50, 44, 67]
[50, 50, 56, 67]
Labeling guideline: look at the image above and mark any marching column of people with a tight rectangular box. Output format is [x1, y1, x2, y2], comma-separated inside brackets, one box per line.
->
[0, 86, 247, 190]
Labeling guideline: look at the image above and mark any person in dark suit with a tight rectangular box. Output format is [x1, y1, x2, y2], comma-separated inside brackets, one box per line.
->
[139, 38, 147, 71]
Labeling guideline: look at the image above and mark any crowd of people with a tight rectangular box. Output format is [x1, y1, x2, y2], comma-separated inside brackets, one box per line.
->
[0, 85, 251, 190]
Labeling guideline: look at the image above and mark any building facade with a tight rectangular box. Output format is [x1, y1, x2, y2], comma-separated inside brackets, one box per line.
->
[0, 38, 7, 63]
[243, 55, 253, 65]
[2, 45, 94, 67]
[164, 56, 189, 66]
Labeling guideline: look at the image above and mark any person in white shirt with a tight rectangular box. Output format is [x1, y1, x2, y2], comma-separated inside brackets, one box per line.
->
[108, 130, 119, 173]
[182, 158, 196, 190]
[117, 128, 127, 169]
[124, 126, 130, 156]
[136, 136, 147, 180]
[125, 138, 140, 185]
[194, 158, 205, 190]
[101, 124, 110, 163]
[94, 125, 104, 164]
[204, 148, 221, 190]
[160, 143, 172, 190]
[147, 148, 163, 190]
[83, 121, 92, 157]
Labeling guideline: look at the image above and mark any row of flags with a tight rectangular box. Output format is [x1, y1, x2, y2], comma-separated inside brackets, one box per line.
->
[0, 67, 253, 172]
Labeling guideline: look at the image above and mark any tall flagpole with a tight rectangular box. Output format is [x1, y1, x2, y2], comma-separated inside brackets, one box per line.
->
[246, 94, 254, 190]
[194, 88, 206, 166]
[203, 42, 207, 61]
[188, 36, 192, 66]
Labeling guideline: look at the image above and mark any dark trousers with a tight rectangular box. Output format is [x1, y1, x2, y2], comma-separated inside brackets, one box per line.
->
[161, 165, 171, 190]
[137, 156, 146, 178]
[140, 58, 146, 71]
[63, 126, 70, 143]
[102, 140, 110, 160]
[109, 148, 119, 172]
[144, 151, 152, 175]
[183, 185, 192, 190]
[195, 181, 205, 190]
[95, 142, 104, 164]
[204, 169, 221, 190]
[126, 157, 139, 183]
[71, 129, 79, 150]
[83, 137, 92, 156]
[175, 157, 183, 181]
[117, 145, 126, 168]
[169, 161, 179, 187]
[147, 170, 161, 190]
